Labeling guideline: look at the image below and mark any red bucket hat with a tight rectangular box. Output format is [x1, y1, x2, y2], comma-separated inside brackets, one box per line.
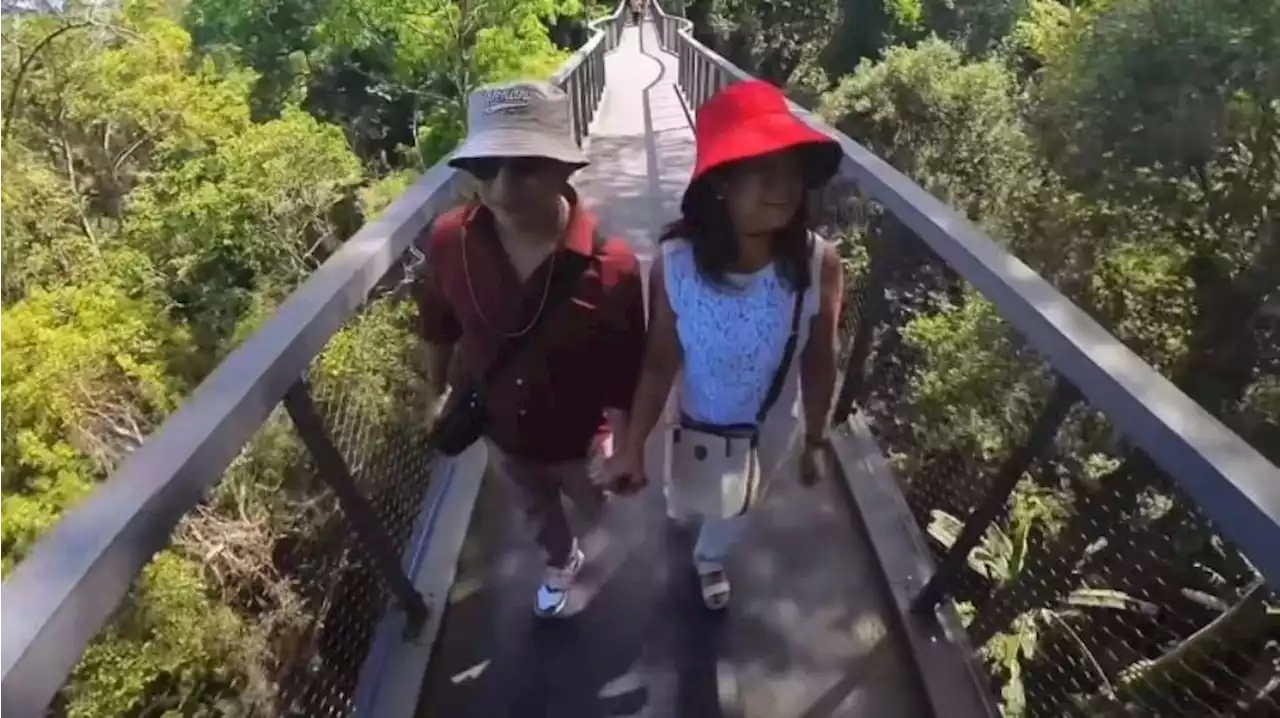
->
[683, 79, 842, 213]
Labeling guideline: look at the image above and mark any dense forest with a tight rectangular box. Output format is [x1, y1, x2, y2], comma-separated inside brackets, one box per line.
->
[1, 0, 609, 714]
[677, 0, 1278, 714]
[2, 0, 1276, 715]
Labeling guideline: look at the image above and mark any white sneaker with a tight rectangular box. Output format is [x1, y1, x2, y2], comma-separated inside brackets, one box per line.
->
[535, 543, 585, 618]
[698, 566, 731, 611]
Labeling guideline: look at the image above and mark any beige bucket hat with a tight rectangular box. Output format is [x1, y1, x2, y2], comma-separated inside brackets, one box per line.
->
[448, 80, 589, 168]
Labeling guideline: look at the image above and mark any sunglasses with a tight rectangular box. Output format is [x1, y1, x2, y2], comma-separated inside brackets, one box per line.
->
[457, 157, 555, 182]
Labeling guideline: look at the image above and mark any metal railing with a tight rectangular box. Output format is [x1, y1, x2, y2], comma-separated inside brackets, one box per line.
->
[0, 5, 626, 717]
[648, 1, 1280, 715]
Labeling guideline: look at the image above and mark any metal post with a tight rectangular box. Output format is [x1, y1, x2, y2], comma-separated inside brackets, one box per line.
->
[832, 249, 890, 423]
[911, 378, 1081, 614]
[284, 379, 428, 634]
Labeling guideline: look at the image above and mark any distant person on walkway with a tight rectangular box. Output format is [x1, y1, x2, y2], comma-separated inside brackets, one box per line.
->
[630, 0, 642, 25]
[605, 80, 844, 610]
[414, 80, 648, 619]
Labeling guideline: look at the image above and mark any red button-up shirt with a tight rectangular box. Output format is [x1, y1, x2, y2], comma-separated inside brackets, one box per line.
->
[414, 193, 646, 463]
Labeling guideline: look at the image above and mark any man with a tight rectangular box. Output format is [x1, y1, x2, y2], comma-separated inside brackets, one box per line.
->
[630, 0, 642, 25]
[413, 80, 647, 618]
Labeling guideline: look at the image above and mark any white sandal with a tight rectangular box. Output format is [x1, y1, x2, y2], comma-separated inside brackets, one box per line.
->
[698, 567, 731, 610]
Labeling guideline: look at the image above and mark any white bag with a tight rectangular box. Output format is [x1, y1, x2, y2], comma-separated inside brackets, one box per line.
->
[667, 421, 762, 519]
[664, 286, 804, 520]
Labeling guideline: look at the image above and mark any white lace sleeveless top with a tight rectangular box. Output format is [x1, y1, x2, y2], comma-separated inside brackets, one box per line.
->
[662, 237, 825, 426]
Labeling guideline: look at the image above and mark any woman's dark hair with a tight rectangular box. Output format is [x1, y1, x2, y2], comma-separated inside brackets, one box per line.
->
[660, 168, 813, 293]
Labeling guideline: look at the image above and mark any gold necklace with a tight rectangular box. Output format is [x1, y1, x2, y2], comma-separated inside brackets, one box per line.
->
[462, 220, 558, 339]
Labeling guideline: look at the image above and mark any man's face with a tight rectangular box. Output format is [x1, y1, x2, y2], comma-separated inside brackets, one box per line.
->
[458, 156, 576, 228]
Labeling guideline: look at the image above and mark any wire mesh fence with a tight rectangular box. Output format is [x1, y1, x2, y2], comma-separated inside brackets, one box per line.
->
[270, 273, 440, 717]
[40, 241, 443, 717]
[20, 16, 624, 713]
[816, 182, 1280, 718]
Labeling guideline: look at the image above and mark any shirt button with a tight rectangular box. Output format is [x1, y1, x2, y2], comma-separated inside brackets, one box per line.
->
[518, 409, 527, 417]
[515, 378, 524, 387]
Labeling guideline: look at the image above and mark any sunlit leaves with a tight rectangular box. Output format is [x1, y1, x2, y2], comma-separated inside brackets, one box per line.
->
[816, 3, 1278, 715]
[702, 0, 840, 84]
[1, 282, 196, 479]
[124, 107, 363, 345]
[819, 38, 1031, 221]
[62, 553, 259, 718]
[188, 0, 582, 165]
[0, 2, 377, 714]
[311, 0, 576, 154]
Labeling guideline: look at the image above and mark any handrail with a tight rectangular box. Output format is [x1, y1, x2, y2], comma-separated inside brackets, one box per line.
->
[645, 0, 1280, 587]
[650, 4, 1278, 713]
[0, 4, 626, 714]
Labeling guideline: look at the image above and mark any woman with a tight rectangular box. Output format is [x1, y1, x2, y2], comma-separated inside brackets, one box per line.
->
[604, 80, 845, 610]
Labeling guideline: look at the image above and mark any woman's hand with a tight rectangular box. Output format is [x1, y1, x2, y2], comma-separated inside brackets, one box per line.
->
[604, 446, 648, 496]
[799, 435, 832, 488]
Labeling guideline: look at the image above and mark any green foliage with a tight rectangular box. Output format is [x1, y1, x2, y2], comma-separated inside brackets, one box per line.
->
[0, 279, 223, 713]
[922, 0, 1028, 56]
[0, 144, 98, 302]
[900, 295, 1049, 463]
[820, 39, 1031, 220]
[359, 168, 421, 219]
[184, 0, 324, 118]
[1035, 0, 1280, 181]
[929, 504, 1157, 718]
[62, 553, 261, 718]
[1088, 240, 1195, 373]
[3, 0, 587, 709]
[187, 0, 589, 167]
[1, 282, 196, 485]
[312, 298, 424, 432]
[885, 0, 925, 36]
[1007, 0, 1109, 69]
[5, 0, 1275, 715]
[125, 107, 363, 346]
[691, 0, 841, 85]
[812, 1, 1279, 714]
[0, 464, 94, 578]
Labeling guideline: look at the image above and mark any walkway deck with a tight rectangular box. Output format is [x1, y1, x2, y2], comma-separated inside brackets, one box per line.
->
[416, 22, 927, 717]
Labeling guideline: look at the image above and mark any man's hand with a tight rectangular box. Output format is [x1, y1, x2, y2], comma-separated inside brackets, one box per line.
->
[424, 384, 451, 430]
[603, 446, 648, 496]
[420, 339, 455, 429]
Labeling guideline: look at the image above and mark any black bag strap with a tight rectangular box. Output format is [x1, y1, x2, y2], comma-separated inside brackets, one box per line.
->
[753, 243, 810, 426]
[479, 228, 606, 385]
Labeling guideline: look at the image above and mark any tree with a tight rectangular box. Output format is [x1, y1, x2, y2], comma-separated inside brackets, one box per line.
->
[187, 0, 589, 167]
[0, 1, 398, 714]
[807, 1, 1278, 714]
[124, 107, 363, 351]
[693, 0, 841, 85]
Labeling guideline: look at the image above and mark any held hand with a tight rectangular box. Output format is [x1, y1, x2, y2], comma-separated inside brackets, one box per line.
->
[799, 437, 832, 488]
[604, 447, 648, 496]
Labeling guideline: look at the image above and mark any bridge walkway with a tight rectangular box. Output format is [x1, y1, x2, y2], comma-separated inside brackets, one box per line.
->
[415, 20, 927, 718]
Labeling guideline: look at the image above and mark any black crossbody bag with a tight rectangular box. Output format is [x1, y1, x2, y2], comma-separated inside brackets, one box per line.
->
[428, 230, 605, 457]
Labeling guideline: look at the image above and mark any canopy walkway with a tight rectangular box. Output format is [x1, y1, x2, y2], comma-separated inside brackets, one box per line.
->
[4, 3, 1278, 718]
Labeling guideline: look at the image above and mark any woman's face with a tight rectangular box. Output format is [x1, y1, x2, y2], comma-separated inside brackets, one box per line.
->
[718, 149, 806, 235]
